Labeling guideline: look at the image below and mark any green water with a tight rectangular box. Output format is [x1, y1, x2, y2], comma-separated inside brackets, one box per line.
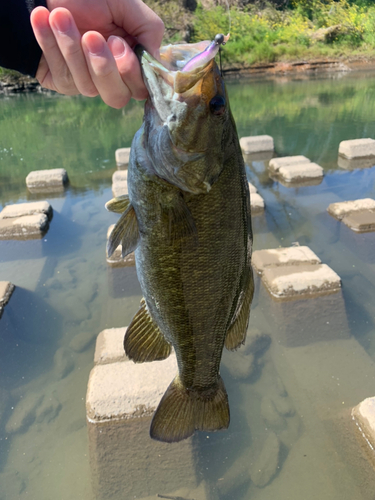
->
[0, 70, 375, 500]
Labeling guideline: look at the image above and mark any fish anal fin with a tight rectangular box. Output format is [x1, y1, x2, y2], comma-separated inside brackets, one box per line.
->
[150, 376, 229, 443]
[124, 298, 171, 363]
[107, 204, 140, 258]
[225, 269, 254, 351]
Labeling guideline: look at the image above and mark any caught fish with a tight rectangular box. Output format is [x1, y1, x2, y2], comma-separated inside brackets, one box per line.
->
[106, 35, 253, 443]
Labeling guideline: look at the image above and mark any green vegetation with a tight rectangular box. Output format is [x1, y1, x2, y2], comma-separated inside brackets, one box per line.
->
[146, 0, 375, 66]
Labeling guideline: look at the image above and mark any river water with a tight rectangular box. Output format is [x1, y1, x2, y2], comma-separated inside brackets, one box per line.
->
[1, 70, 375, 500]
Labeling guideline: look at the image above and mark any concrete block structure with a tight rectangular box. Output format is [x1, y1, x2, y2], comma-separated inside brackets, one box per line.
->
[26, 168, 68, 192]
[253, 246, 348, 346]
[0, 281, 15, 319]
[115, 147, 131, 169]
[352, 397, 375, 467]
[327, 198, 375, 233]
[339, 138, 375, 159]
[0, 201, 52, 240]
[112, 170, 128, 197]
[106, 225, 135, 267]
[248, 181, 265, 214]
[86, 329, 200, 499]
[269, 156, 323, 186]
[240, 135, 274, 154]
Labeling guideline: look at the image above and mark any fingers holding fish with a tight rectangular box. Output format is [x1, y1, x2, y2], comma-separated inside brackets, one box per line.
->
[82, 31, 132, 109]
[107, 36, 148, 101]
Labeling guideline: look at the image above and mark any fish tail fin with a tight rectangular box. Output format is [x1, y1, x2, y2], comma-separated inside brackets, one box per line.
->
[150, 375, 230, 443]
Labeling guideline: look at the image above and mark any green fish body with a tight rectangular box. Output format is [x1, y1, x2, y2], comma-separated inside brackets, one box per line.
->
[107, 40, 253, 443]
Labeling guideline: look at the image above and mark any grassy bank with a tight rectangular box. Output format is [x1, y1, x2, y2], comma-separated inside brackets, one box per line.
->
[147, 0, 375, 66]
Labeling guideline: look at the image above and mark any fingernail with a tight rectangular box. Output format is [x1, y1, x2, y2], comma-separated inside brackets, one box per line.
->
[85, 35, 105, 56]
[108, 36, 126, 59]
[53, 13, 71, 34]
[152, 49, 161, 61]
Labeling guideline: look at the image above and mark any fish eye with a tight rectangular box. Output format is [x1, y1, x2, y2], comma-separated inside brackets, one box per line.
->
[209, 96, 226, 116]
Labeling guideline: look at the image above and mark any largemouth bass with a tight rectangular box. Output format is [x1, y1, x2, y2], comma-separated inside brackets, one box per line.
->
[106, 36, 253, 443]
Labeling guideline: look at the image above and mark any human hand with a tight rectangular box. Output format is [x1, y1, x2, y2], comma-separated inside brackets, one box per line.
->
[30, 0, 164, 108]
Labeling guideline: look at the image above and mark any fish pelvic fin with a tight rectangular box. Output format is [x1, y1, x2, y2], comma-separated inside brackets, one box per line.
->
[107, 203, 140, 258]
[225, 268, 254, 351]
[105, 195, 130, 214]
[124, 298, 172, 363]
[150, 375, 230, 443]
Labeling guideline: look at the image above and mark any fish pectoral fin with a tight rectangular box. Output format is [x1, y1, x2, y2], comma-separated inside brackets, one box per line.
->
[225, 268, 254, 351]
[105, 195, 130, 214]
[107, 203, 140, 258]
[162, 194, 198, 244]
[124, 298, 172, 363]
[150, 376, 229, 443]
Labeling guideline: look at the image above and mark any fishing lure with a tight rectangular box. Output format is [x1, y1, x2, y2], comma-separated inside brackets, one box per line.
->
[181, 33, 230, 73]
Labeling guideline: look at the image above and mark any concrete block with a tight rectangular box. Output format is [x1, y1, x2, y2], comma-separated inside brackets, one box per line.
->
[240, 135, 274, 154]
[86, 355, 198, 499]
[112, 170, 128, 197]
[248, 181, 257, 193]
[327, 198, 375, 220]
[0, 213, 49, 240]
[276, 162, 324, 183]
[269, 155, 310, 172]
[253, 246, 321, 274]
[26, 168, 68, 191]
[106, 224, 135, 267]
[251, 192, 265, 214]
[352, 397, 375, 458]
[94, 327, 128, 365]
[339, 138, 375, 159]
[115, 147, 131, 168]
[243, 150, 274, 163]
[262, 263, 341, 300]
[0, 201, 52, 220]
[0, 281, 15, 319]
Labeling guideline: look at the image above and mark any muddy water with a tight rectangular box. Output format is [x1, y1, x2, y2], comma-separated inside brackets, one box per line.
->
[0, 70, 375, 500]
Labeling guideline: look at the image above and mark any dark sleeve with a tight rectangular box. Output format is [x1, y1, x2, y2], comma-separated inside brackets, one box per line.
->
[0, 0, 48, 77]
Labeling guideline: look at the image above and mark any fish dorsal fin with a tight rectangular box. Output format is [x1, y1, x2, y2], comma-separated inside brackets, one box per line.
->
[124, 298, 172, 363]
[105, 195, 130, 214]
[225, 268, 254, 351]
[107, 203, 140, 258]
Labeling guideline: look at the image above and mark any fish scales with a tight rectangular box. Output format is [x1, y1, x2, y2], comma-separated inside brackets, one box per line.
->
[106, 37, 253, 442]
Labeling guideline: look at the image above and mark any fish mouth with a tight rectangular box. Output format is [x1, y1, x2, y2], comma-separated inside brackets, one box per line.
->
[134, 42, 216, 95]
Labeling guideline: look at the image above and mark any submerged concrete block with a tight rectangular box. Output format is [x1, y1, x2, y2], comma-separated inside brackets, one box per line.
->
[339, 138, 375, 159]
[240, 135, 274, 154]
[0, 201, 52, 220]
[328, 198, 375, 233]
[254, 246, 347, 346]
[26, 168, 68, 191]
[94, 327, 128, 365]
[352, 397, 375, 457]
[0, 213, 49, 240]
[112, 170, 128, 197]
[253, 246, 321, 274]
[106, 224, 135, 267]
[86, 354, 198, 499]
[115, 147, 131, 168]
[0, 281, 15, 318]
[269, 155, 310, 172]
[337, 155, 375, 171]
